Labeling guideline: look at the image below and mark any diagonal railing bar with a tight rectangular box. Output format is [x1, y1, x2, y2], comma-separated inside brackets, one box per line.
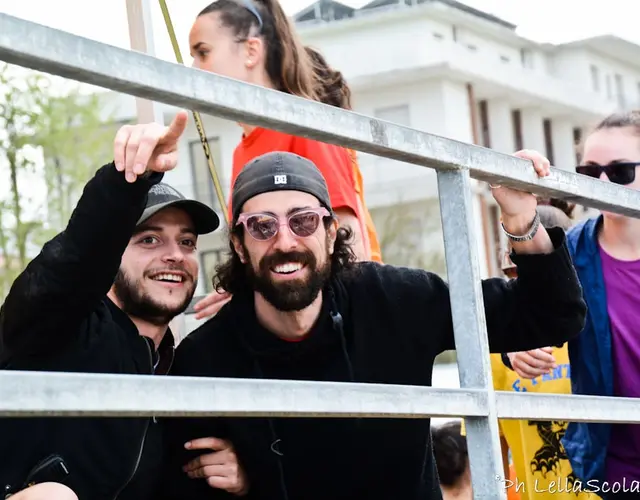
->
[0, 13, 639, 217]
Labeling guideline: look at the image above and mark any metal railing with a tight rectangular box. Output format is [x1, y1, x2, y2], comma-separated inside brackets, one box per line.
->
[2, 12, 640, 499]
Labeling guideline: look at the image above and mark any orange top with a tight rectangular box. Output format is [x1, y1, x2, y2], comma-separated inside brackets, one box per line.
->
[346, 148, 382, 263]
[230, 127, 382, 262]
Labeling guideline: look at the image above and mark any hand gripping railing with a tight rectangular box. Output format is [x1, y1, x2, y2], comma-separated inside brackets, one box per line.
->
[2, 13, 640, 499]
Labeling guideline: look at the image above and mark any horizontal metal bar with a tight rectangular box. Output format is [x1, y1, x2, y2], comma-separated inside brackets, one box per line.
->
[1, 13, 640, 217]
[4, 371, 640, 422]
[0, 371, 487, 418]
[495, 392, 640, 424]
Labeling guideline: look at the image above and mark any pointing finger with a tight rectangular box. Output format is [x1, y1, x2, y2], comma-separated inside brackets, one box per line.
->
[163, 111, 188, 143]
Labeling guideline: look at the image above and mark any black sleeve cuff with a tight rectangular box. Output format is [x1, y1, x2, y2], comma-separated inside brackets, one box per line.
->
[508, 227, 573, 280]
[501, 352, 513, 370]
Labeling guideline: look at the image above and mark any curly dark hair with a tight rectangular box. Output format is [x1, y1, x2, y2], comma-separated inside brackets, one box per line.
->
[213, 218, 357, 295]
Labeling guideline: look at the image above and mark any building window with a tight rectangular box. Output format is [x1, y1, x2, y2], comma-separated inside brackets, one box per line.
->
[520, 49, 533, 69]
[606, 74, 612, 99]
[433, 32, 444, 40]
[200, 248, 226, 294]
[512, 110, 523, 151]
[189, 136, 224, 212]
[573, 127, 582, 165]
[614, 74, 625, 108]
[479, 100, 491, 148]
[500, 55, 510, 64]
[452, 25, 458, 42]
[590, 65, 600, 92]
[467, 44, 477, 51]
[543, 119, 554, 166]
[637, 82, 640, 107]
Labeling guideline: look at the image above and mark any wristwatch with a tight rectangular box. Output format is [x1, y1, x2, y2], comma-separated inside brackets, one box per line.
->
[501, 210, 540, 242]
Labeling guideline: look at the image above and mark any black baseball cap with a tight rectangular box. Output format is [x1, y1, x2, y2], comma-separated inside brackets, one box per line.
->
[231, 151, 333, 224]
[137, 182, 220, 234]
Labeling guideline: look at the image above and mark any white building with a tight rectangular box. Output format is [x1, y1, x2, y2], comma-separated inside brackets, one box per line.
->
[98, 0, 640, 336]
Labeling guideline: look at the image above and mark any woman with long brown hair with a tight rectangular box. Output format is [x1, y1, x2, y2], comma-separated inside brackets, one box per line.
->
[506, 111, 640, 499]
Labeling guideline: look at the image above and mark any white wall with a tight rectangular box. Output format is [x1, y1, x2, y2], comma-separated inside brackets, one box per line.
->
[303, 16, 453, 81]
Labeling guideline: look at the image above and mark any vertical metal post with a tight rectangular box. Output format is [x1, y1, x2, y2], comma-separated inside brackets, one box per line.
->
[437, 168, 505, 499]
[126, 0, 165, 124]
[126, 0, 186, 338]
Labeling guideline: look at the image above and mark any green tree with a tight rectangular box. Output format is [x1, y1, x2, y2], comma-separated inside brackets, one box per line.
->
[374, 197, 447, 276]
[372, 198, 456, 364]
[35, 90, 118, 237]
[0, 63, 116, 299]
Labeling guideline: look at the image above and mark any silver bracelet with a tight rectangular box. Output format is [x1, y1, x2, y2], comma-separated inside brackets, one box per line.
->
[501, 210, 540, 242]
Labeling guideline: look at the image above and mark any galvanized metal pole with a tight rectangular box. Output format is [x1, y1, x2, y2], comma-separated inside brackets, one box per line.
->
[125, 0, 186, 339]
[437, 169, 506, 499]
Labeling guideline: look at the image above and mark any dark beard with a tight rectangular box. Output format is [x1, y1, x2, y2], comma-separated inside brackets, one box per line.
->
[112, 268, 195, 326]
[245, 247, 331, 312]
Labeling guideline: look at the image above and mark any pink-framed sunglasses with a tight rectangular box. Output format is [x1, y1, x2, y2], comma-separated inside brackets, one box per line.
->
[236, 207, 331, 241]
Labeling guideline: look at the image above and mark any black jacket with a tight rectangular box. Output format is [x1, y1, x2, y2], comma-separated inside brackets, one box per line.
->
[0, 164, 174, 500]
[161, 227, 586, 500]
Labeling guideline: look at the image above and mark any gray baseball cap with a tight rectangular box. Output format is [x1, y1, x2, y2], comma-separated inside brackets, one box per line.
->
[137, 183, 220, 234]
[231, 151, 333, 224]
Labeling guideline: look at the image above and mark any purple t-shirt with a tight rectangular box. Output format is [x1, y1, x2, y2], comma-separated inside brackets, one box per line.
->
[600, 245, 640, 483]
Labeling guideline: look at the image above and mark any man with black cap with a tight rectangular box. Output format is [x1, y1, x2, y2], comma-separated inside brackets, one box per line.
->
[0, 111, 219, 500]
[161, 149, 586, 500]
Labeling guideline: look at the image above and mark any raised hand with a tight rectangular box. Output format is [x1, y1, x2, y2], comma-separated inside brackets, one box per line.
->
[113, 111, 188, 183]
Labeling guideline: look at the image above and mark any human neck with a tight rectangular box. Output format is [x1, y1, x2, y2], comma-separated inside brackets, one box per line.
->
[599, 215, 640, 260]
[440, 485, 472, 500]
[441, 481, 473, 500]
[240, 123, 256, 136]
[254, 291, 323, 341]
[107, 290, 168, 349]
[238, 73, 277, 137]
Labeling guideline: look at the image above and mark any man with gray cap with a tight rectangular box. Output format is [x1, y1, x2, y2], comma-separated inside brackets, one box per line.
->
[161, 149, 586, 500]
[0, 111, 219, 500]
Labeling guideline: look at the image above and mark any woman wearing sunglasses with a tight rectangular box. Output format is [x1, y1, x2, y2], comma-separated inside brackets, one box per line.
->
[494, 202, 603, 500]
[505, 111, 640, 499]
[188, 0, 382, 320]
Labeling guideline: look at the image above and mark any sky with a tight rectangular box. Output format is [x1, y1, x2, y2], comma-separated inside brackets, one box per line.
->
[0, 0, 636, 68]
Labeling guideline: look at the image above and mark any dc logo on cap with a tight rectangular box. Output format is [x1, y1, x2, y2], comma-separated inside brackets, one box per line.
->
[274, 175, 287, 185]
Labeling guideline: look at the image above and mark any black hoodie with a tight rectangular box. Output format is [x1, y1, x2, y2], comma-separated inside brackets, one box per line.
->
[161, 227, 586, 500]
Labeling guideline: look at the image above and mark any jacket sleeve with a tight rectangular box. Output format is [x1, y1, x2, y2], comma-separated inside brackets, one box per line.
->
[426, 227, 587, 354]
[0, 163, 162, 359]
[160, 336, 238, 500]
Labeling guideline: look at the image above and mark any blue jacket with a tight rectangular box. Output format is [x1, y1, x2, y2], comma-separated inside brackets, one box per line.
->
[562, 215, 612, 485]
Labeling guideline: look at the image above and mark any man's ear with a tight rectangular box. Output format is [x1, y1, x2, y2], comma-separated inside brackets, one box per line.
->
[231, 233, 247, 263]
[327, 218, 339, 255]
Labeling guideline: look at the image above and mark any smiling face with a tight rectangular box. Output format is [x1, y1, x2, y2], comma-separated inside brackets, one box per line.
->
[112, 207, 199, 325]
[232, 190, 337, 312]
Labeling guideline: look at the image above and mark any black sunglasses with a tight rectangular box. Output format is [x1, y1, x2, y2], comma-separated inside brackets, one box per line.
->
[575, 162, 640, 186]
